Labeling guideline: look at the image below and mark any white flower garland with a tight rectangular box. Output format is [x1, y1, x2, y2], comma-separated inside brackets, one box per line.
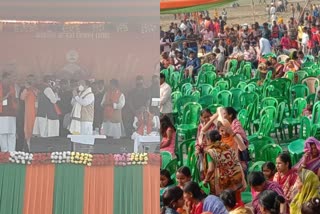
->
[9, 151, 33, 164]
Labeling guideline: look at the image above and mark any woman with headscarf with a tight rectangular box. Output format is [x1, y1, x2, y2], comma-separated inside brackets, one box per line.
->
[290, 169, 320, 214]
[202, 195, 228, 214]
[203, 130, 246, 204]
[294, 137, 320, 178]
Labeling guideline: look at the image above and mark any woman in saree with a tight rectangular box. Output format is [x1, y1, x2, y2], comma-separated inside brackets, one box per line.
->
[273, 153, 298, 202]
[293, 137, 320, 178]
[203, 130, 246, 205]
[290, 169, 320, 214]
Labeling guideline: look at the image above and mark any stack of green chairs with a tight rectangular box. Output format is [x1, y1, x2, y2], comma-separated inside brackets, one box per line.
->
[177, 139, 195, 167]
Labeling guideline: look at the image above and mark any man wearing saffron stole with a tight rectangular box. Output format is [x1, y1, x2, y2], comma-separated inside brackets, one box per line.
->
[20, 74, 38, 151]
[131, 106, 159, 140]
[0, 72, 18, 151]
[101, 79, 126, 139]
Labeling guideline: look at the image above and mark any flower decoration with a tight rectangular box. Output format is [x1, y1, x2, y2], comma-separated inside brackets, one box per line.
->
[9, 151, 33, 164]
[114, 153, 148, 166]
[70, 152, 93, 166]
[51, 151, 71, 164]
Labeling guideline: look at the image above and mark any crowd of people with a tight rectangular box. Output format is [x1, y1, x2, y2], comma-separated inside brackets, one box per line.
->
[160, 2, 320, 214]
[0, 71, 160, 152]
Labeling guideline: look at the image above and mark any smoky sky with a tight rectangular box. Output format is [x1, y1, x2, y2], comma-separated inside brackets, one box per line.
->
[0, 0, 159, 23]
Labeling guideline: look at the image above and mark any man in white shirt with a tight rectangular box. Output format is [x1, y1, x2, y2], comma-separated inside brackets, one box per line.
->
[301, 27, 309, 54]
[70, 80, 95, 135]
[160, 32, 172, 53]
[160, 73, 173, 123]
[258, 35, 272, 56]
[270, 3, 276, 16]
[179, 20, 188, 32]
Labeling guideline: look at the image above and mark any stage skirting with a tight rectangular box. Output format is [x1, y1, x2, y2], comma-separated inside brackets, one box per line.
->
[0, 152, 160, 214]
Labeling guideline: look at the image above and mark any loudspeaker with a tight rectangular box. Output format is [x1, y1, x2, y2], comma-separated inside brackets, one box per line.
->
[30, 137, 72, 152]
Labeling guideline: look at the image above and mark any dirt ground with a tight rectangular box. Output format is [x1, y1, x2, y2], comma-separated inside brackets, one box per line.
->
[160, 0, 312, 30]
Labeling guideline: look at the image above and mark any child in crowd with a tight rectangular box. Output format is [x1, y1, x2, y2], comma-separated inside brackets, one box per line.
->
[176, 166, 192, 189]
[183, 181, 207, 214]
[262, 161, 276, 181]
[161, 186, 185, 214]
[161, 169, 175, 207]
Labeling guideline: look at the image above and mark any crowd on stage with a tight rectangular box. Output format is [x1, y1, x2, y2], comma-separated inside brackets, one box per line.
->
[160, 3, 320, 214]
[0, 72, 160, 152]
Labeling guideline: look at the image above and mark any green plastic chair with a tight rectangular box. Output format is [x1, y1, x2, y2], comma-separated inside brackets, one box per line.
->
[205, 71, 217, 85]
[240, 92, 259, 119]
[161, 69, 171, 85]
[181, 83, 193, 96]
[201, 63, 215, 73]
[191, 90, 201, 100]
[197, 84, 214, 96]
[283, 98, 307, 139]
[210, 86, 220, 97]
[248, 136, 275, 161]
[284, 71, 295, 83]
[259, 144, 283, 163]
[230, 88, 244, 111]
[228, 75, 243, 88]
[170, 71, 181, 91]
[217, 90, 232, 107]
[295, 70, 309, 83]
[237, 109, 249, 128]
[261, 97, 279, 109]
[291, 84, 310, 100]
[207, 104, 223, 114]
[195, 70, 207, 86]
[177, 139, 195, 167]
[244, 83, 259, 93]
[161, 151, 172, 169]
[176, 102, 202, 140]
[249, 161, 266, 173]
[198, 95, 215, 109]
[176, 96, 199, 124]
[250, 114, 273, 140]
[253, 106, 277, 132]
[268, 78, 292, 106]
[215, 79, 230, 90]
[171, 91, 183, 114]
[237, 81, 247, 90]
[272, 102, 286, 142]
[306, 93, 316, 105]
[225, 72, 234, 78]
[242, 64, 252, 80]
[311, 101, 320, 129]
[164, 159, 178, 175]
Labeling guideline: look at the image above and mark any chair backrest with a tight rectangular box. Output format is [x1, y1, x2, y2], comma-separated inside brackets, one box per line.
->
[261, 97, 279, 109]
[171, 91, 183, 112]
[291, 97, 307, 118]
[284, 71, 295, 82]
[170, 71, 181, 91]
[197, 83, 214, 96]
[161, 69, 171, 85]
[207, 104, 223, 114]
[176, 95, 199, 116]
[306, 93, 316, 105]
[217, 90, 233, 107]
[191, 90, 201, 100]
[205, 71, 217, 85]
[161, 151, 172, 169]
[299, 116, 311, 140]
[291, 84, 310, 100]
[256, 114, 273, 137]
[249, 136, 275, 161]
[201, 63, 215, 73]
[178, 139, 195, 167]
[181, 102, 202, 125]
[302, 77, 320, 94]
[198, 95, 215, 108]
[295, 70, 309, 83]
[164, 159, 178, 175]
[312, 101, 320, 125]
[276, 101, 286, 124]
[260, 106, 277, 121]
[242, 64, 252, 80]
[277, 54, 289, 63]
[249, 161, 266, 173]
[259, 144, 283, 163]
[230, 88, 244, 111]
[195, 70, 207, 86]
[228, 75, 243, 88]
[240, 92, 259, 109]
[181, 83, 193, 95]
[237, 81, 247, 90]
[210, 86, 220, 97]
[244, 83, 258, 93]
[237, 109, 248, 128]
[215, 80, 230, 90]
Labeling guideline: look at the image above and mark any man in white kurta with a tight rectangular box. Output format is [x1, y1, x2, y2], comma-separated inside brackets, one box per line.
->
[0, 72, 18, 151]
[101, 79, 126, 139]
[70, 80, 95, 135]
[33, 77, 60, 137]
